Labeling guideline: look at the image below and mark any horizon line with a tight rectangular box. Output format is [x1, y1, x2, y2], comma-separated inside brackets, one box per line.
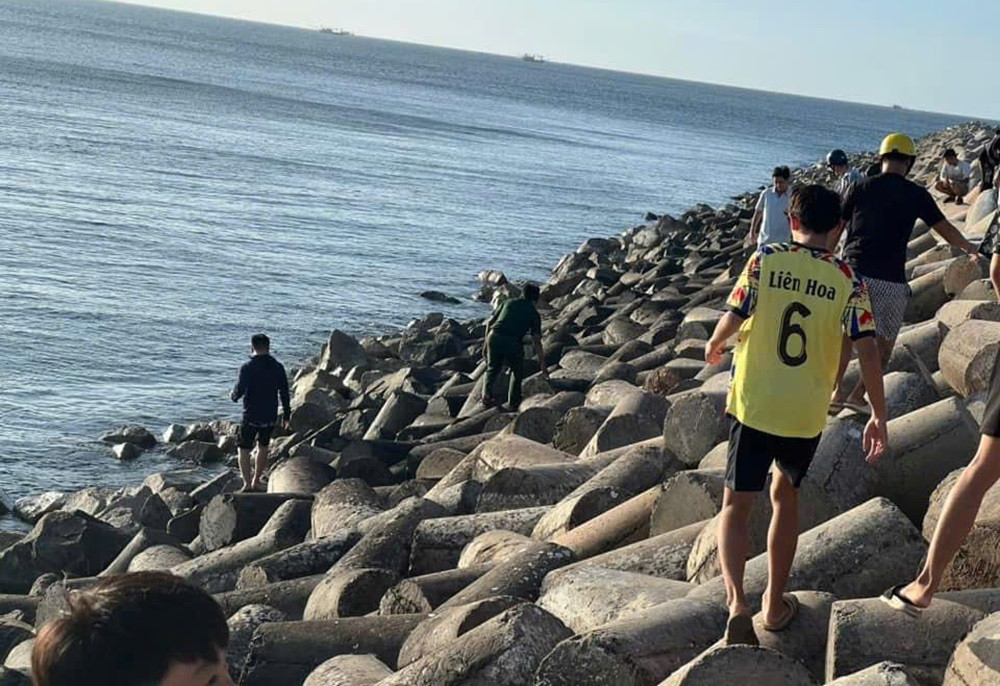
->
[105, 0, 995, 122]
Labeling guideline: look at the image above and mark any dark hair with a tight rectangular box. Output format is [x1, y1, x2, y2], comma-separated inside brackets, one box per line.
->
[772, 166, 791, 180]
[523, 284, 540, 302]
[32, 573, 229, 686]
[788, 184, 841, 235]
[944, 148, 957, 158]
[251, 333, 270, 352]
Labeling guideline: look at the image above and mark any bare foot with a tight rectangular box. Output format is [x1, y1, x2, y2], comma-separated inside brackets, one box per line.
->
[898, 582, 932, 609]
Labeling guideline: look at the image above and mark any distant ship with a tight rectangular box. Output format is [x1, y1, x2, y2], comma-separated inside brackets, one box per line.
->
[521, 54, 545, 63]
[892, 104, 904, 110]
[320, 27, 353, 36]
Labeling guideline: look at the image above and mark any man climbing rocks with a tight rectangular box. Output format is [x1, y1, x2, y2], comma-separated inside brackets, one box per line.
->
[482, 283, 547, 410]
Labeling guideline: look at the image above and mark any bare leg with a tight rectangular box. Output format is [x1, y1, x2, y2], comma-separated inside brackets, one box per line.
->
[845, 334, 894, 405]
[830, 334, 853, 405]
[762, 470, 799, 625]
[900, 435, 1000, 607]
[238, 447, 254, 491]
[251, 442, 270, 490]
[718, 488, 756, 618]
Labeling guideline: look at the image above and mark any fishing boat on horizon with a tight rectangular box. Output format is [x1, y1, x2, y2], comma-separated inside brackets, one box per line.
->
[320, 27, 354, 36]
[521, 54, 545, 63]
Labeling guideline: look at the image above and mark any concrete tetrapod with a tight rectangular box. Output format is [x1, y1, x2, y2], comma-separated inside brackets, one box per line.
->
[549, 485, 661, 559]
[302, 654, 392, 686]
[534, 597, 729, 686]
[240, 614, 428, 685]
[923, 470, 1000, 591]
[126, 544, 191, 572]
[648, 469, 725, 536]
[475, 461, 597, 512]
[876, 396, 979, 524]
[396, 595, 524, 667]
[826, 589, 1000, 682]
[377, 603, 572, 686]
[661, 386, 728, 467]
[437, 542, 574, 609]
[377, 564, 494, 614]
[266, 456, 336, 495]
[658, 645, 818, 686]
[199, 492, 312, 552]
[457, 530, 534, 568]
[938, 319, 1000, 397]
[580, 390, 670, 457]
[302, 567, 400, 620]
[532, 442, 676, 540]
[565, 520, 707, 581]
[942, 610, 1000, 685]
[214, 574, 324, 620]
[329, 498, 446, 576]
[826, 662, 922, 685]
[407, 506, 549, 575]
[537, 565, 693, 633]
[686, 498, 927, 613]
[99, 527, 184, 576]
[236, 529, 362, 588]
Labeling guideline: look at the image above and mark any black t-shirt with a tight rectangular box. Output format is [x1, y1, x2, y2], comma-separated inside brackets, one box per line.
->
[842, 173, 945, 283]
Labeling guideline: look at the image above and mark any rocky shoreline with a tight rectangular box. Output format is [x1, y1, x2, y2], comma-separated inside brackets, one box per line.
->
[2, 121, 1000, 684]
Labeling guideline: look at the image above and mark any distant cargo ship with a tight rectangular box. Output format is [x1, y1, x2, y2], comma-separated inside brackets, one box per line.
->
[320, 27, 353, 36]
[521, 54, 545, 63]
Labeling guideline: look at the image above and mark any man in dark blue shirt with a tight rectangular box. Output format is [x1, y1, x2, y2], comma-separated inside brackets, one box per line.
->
[231, 333, 291, 492]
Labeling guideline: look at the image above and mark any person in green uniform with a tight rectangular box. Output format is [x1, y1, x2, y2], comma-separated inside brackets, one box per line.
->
[482, 283, 548, 409]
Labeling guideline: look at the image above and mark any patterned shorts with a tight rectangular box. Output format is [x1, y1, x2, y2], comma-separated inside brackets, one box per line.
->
[861, 275, 910, 341]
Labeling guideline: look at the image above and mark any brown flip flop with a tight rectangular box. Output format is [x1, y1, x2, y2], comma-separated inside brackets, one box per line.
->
[724, 614, 760, 646]
[762, 594, 800, 632]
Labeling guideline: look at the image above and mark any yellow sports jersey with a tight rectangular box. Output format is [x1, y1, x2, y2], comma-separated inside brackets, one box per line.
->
[726, 242, 876, 438]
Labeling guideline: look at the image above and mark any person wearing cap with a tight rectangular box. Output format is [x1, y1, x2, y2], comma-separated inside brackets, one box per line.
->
[827, 149, 864, 201]
[829, 133, 978, 411]
[748, 166, 792, 247]
[935, 148, 972, 204]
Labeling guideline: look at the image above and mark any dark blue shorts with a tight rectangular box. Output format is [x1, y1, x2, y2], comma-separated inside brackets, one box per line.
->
[726, 417, 821, 492]
[238, 422, 275, 449]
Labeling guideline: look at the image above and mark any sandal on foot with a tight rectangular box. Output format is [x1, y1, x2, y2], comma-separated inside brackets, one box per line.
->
[828, 401, 845, 415]
[840, 402, 871, 416]
[724, 614, 759, 646]
[880, 585, 923, 618]
[762, 594, 800, 632]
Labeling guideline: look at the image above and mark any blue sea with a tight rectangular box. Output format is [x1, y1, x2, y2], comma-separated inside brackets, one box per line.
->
[0, 0, 978, 513]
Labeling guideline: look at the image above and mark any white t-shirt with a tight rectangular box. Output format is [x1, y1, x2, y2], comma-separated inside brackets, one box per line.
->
[754, 186, 791, 245]
[940, 160, 972, 182]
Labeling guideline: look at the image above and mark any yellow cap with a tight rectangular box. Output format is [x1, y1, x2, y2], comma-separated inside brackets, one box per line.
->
[879, 133, 916, 157]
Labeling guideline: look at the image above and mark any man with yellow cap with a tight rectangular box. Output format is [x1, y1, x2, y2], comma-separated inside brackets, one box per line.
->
[829, 133, 978, 409]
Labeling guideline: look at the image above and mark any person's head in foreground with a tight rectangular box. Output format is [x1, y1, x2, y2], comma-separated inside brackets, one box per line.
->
[879, 132, 916, 175]
[250, 332, 270, 355]
[826, 149, 849, 175]
[523, 283, 540, 302]
[772, 165, 791, 194]
[943, 148, 960, 167]
[32, 572, 232, 686]
[787, 184, 840, 240]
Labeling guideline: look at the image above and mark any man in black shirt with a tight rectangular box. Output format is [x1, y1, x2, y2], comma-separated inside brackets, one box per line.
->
[978, 128, 1000, 193]
[482, 284, 548, 410]
[231, 333, 291, 492]
[829, 133, 977, 408]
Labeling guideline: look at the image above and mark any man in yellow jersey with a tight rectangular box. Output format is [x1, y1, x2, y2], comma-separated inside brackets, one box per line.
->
[705, 184, 889, 646]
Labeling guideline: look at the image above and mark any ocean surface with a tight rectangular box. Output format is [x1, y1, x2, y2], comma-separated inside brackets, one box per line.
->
[0, 0, 979, 518]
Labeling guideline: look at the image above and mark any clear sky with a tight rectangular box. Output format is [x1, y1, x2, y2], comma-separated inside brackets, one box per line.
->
[116, 0, 999, 119]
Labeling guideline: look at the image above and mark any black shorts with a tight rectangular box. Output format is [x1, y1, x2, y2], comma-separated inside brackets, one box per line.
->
[238, 422, 275, 449]
[726, 418, 821, 492]
[981, 353, 1000, 437]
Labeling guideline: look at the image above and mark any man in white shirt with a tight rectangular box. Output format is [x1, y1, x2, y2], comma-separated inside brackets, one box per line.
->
[748, 166, 791, 246]
[935, 148, 972, 205]
[827, 149, 864, 200]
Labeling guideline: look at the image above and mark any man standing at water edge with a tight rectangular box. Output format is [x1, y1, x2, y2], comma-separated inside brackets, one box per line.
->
[748, 166, 792, 247]
[829, 133, 978, 410]
[231, 333, 290, 492]
[482, 284, 548, 411]
[705, 185, 888, 646]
